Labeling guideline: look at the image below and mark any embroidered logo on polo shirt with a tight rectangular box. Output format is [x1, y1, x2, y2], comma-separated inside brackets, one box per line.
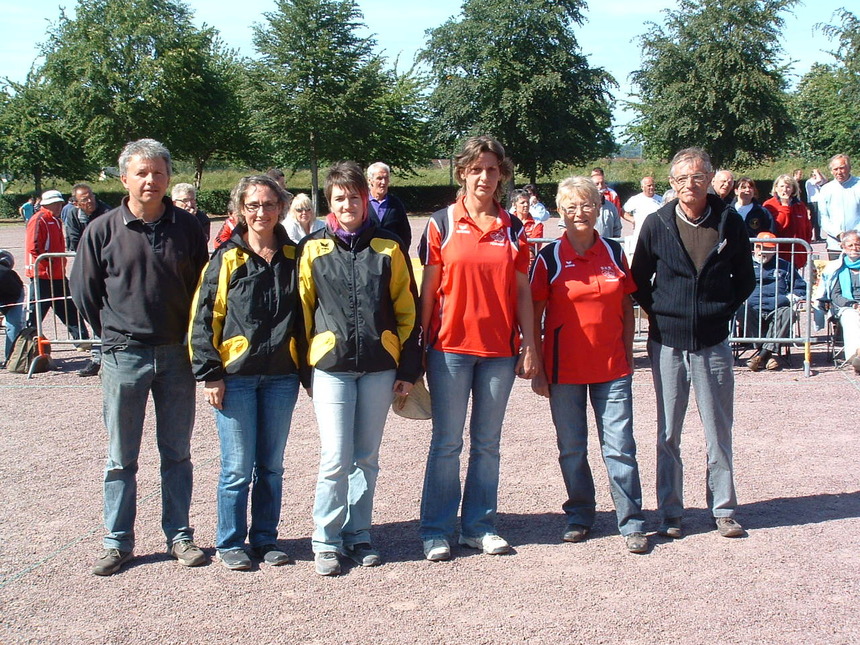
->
[600, 265, 620, 280]
[488, 229, 507, 246]
[564, 260, 575, 268]
[456, 222, 470, 234]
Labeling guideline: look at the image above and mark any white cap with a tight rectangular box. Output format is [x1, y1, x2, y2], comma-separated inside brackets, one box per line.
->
[40, 190, 64, 206]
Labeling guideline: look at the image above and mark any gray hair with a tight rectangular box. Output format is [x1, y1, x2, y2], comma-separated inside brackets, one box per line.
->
[509, 188, 530, 209]
[669, 147, 713, 177]
[171, 183, 196, 200]
[829, 154, 851, 169]
[840, 230, 859, 246]
[118, 138, 172, 176]
[367, 162, 390, 180]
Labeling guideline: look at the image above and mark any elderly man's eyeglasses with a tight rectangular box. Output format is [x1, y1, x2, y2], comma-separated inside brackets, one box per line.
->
[244, 202, 279, 213]
[670, 173, 708, 185]
[559, 203, 596, 214]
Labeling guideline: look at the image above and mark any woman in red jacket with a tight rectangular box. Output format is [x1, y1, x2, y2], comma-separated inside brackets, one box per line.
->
[763, 174, 812, 270]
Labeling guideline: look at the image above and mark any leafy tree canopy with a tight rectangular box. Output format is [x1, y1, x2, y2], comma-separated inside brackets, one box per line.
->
[420, 0, 615, 184]
[249, 0, 430, 210]
[41, 0, 249, 186]
[790, 9, 860, 159]
[0, 72, 91, 193]
[629, 0, 797, 168]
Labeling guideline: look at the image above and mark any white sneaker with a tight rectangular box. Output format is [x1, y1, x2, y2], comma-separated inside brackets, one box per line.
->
[422, 537, 451, 561]
[458, 534, 510, 555]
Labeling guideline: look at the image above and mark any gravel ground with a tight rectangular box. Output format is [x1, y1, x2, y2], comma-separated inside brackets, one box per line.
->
[0, 218, 857, 644]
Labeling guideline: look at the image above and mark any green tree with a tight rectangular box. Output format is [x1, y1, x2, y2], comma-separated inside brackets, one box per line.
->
[0, 73, 91, 193]
[420, 0, 615, 184]
[790, 10, 860, 159]
[41, 0, 248, 185]
[249, 0, 430, 213]
[629, 0, 796, 167]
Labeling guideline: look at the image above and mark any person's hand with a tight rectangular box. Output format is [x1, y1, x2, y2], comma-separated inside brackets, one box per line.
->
[393, 380, 414, 396]
[531, 369, 549, 398]
[204, 379, 225, 410]
[515, 345, 538, 379]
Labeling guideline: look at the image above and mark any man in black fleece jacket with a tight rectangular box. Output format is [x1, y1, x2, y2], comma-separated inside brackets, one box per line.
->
[631, 147, 754, 541]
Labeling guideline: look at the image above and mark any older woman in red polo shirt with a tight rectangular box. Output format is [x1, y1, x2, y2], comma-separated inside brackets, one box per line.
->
[418, 136, 538, 562]
[531, 176, 647, 554]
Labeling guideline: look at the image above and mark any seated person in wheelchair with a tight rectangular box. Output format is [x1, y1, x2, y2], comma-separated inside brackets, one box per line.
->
[738, 232, 806, 371]
[824, 230, 860, 373]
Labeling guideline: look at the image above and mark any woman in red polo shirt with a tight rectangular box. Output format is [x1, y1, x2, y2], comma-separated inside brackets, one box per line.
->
[531, 176, 647, 554]
[763, 174, 812, 270]
[418, 136, 538, 562]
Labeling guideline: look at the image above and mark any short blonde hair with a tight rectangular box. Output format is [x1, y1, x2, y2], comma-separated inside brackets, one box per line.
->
[289, 192, 313, 216]
[556, 176, 600, 208]
[771, 174, 800, 198]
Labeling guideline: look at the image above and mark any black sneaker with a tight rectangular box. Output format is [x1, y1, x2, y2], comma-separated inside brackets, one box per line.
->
[314, 551, 341, 576]
[169, 540, 207, 567]
[217, 549, 252, 570]
[77, 361, 100, 377]
[252, 544, 292, 566]
[92, 548, 133, 576]
[345, 543, 382, 567]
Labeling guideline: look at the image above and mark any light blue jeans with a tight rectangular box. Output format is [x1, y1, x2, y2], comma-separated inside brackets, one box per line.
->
[2, 301, 25, 362]
[100, 344, 196, 551]
[420, 349, 517, 540]
[648, 340, 737, 519]
[549, 376, 645, 536]
[215, 374, 299, 552]
[311, 368, 396, 553]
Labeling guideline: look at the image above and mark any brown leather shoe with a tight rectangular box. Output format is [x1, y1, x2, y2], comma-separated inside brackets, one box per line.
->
[747, 355, 764, 372]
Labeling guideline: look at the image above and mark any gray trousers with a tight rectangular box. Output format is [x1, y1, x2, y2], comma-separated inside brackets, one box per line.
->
[648, 339, 737, 519]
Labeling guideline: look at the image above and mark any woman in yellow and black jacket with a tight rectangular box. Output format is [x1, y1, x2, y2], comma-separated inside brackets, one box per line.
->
[298, 161, 422, 576]
[188, 175, 300, 572]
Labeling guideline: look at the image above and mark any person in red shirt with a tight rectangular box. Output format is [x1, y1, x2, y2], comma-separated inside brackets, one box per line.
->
[25, 189, 89, 343]
[590, 167, 622, 214]
[510, 188, 544, 266]
[418, 136, 538, 562]
[763, 174, 812, 270]
[531, 176, 647, 554]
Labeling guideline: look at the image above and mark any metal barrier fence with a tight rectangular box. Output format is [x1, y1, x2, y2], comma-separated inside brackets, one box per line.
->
[526, 235, 817, 377]
[28, 251, 98, 378]
[29, 239, 821, 378]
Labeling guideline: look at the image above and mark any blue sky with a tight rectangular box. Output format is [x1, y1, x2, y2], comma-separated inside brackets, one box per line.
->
[0, 0, 848, 131]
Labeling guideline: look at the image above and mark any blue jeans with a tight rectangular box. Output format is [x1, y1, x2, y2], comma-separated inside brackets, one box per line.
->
[2, 301, 25, 362]
[100, 344, 196, 550]
[215, 374, 299, 551]
[420, 349, 517, 540]
[648, 340, 737, 519]
[311, 368, 396, 553]
[549, 376, 644, 536]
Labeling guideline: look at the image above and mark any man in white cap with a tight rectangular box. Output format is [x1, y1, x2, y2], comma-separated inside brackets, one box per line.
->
[25, 189, 89, 345]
